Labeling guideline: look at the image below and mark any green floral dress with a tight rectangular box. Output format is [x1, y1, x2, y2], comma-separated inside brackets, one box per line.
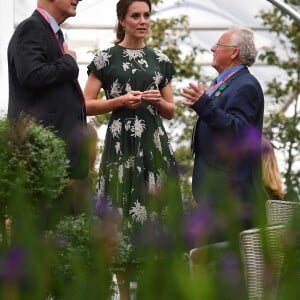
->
[87, 45, 183, 267]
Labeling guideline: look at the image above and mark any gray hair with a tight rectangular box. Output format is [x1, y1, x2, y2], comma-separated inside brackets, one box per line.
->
[229, 26, 258, 66]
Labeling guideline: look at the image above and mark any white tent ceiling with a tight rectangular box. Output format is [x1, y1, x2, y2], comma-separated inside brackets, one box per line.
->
[0, 0, 295, 115]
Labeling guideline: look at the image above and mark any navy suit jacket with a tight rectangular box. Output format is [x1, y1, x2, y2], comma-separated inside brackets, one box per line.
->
[7, 10, 88, 179]
[191, 67, 264, 237]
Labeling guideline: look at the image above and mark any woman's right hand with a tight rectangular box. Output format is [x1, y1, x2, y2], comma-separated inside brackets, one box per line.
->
[123, 91, 142, 109]
[84, 72, 142, 115]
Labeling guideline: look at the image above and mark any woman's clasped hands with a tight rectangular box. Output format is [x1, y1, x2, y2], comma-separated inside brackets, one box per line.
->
[124, 89, 161, 109]
[124, 91, 142, 109]
[141, 89, 161, 105]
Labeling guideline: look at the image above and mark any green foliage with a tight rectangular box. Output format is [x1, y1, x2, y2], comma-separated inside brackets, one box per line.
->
[0, 212, 113, 299]
[45, 214, 93, 281]
[147, 15, 203, 80]
[0, 116, 69, 216]
[43, 214, 112, 299]
[258, 4, 300, 296]
[258, 0, 300, 199]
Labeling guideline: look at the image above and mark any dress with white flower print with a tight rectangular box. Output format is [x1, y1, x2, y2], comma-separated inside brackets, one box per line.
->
[87, 45, 183, 265]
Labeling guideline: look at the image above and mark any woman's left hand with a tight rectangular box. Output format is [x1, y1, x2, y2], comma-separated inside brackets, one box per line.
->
[141, 90, 161, 105]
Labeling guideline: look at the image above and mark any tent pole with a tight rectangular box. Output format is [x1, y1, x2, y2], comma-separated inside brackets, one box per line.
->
[266, 0, 300, 23]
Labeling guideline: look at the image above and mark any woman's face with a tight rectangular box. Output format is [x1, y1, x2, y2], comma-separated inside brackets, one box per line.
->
[120, 1, 151, 40]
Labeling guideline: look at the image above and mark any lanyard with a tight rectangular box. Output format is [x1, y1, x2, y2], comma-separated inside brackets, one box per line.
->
[206, 68, 242, 97]
[191, 68, 243, 152]
[36, 7, 64, 53]
[36, 8, 84, 106]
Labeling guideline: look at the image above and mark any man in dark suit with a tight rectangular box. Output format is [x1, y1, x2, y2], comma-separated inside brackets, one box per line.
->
[182, 26, 264, 244]
[7, 0, 88, 180]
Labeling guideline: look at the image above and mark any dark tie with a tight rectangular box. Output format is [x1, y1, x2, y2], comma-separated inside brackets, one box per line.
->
[57, 29, 65, 45]
[191, 117, 198, 153]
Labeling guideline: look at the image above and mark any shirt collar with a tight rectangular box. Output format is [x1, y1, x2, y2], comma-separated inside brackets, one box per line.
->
[216, 65, 245, 83]
[38, 8, 60, 34]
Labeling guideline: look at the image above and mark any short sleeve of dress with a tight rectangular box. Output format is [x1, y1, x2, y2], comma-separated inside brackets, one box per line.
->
[87, 49, 111, 82]
[153, 49, 176, 90]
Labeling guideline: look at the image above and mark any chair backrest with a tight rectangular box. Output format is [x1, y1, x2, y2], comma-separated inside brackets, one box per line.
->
[266, 200, 300, 226]
[189, 241, 229, 275]
[240, 225, 285, 300]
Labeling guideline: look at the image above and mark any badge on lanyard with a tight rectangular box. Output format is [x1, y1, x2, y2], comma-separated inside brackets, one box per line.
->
[215, 83, 227, 97]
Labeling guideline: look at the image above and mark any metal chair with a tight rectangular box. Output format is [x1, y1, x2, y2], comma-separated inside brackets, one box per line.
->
[240, 225, 285, 300]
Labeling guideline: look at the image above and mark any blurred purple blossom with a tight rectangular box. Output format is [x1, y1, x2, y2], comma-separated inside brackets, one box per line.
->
[183, 207, 212, 248]
[93, 193, 117, 218]
[55, 234, 69, 248]
[0, 247, 27, 285]
[219, 251, 243, 289]
[236, 126, 262, 155]
[131, 218, 175, 252]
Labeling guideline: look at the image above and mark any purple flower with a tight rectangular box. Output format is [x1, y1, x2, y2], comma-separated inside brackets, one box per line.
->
[0, 247, 27, 284]
[183, 207, 212, 248]
[93, 194, 117, 218]
[219, 251, 243, 289]
[234, 126, 262, 157]
[55, 234, 69, 248]
[131, 218, 175, 252]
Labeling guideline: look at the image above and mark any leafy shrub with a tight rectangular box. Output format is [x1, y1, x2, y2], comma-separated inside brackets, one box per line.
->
[45, 213, 113, 299]
[0, 116, 69, 215]
[45, 214, 92, 281]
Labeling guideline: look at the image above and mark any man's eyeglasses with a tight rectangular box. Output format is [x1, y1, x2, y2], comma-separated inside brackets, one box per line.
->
[214, 42, 238, 48]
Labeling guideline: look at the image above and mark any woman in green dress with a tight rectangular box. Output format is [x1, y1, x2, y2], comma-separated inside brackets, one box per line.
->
[84, 0, 182, 298]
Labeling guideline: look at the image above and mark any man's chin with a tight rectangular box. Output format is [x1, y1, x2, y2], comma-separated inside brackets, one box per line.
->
[69, 8, 77, 16]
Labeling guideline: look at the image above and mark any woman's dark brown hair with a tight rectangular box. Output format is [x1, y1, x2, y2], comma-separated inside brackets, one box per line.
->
[115, 0, 152, 45]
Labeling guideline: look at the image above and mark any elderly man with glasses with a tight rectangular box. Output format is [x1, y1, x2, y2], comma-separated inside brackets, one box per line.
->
[181, 26, 264, 246]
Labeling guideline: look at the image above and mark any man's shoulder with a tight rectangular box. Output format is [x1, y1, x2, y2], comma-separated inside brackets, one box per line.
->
[15, 10, 44, 31]
[232, 69, 264, 95]
[234, 68, 260, 84]
[240, 70, 261, 86]
[8, 10, 50, 51]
